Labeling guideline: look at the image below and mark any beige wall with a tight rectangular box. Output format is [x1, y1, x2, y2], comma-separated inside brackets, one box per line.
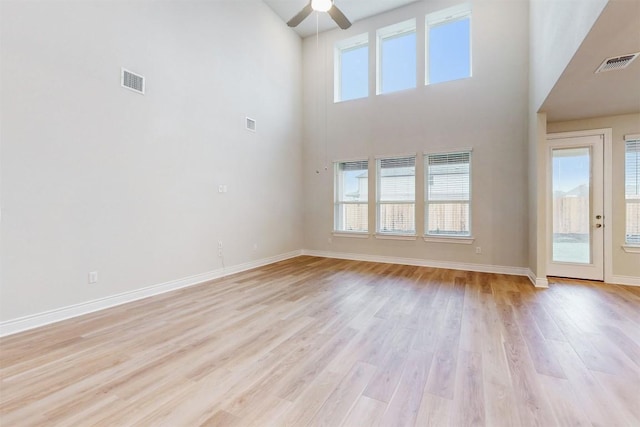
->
[548, 113, 640, 278]
[529, 0, 608, 112]
[302, 0, 530, 269]
[0, 0, 303, 321]
[527, 112, 547, 280]
[528, 0, 607, 281]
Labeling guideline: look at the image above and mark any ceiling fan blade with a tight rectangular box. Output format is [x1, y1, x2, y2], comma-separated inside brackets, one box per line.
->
[327, 4, 351, 29]
[287, 2, 313, 27]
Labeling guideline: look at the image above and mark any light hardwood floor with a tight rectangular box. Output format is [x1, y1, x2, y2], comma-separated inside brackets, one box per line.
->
[1, 256, 639, 426]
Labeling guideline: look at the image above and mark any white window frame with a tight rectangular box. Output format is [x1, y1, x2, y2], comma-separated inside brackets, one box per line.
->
[425, 3, 472, 86]
[376, 19, 417, 95]
[424, 149, 473, 243]
[334, 159, 369, 235]
[375, 154, 417, 238]
[624, 134, 640, 250]
[334, 33, 369, 103]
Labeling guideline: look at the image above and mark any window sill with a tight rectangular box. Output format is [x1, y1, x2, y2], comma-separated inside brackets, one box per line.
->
[375, 233, 417, 241]
[332, 231, 369, 239]
[622, 245, 640, 254]
[423, 236, 474, 245]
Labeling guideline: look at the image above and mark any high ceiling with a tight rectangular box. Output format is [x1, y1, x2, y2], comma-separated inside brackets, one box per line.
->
[263, 0, 639, 122]
[542, 0, 640, 122]
[263, 0, 419, 37]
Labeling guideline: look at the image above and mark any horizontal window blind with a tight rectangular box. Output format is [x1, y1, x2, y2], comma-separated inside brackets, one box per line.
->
[425, 151, 471, 236]
[379, 156, 415, 169]
[339, 160, 368, 171]
[377, 156, 415, 234]
[427, 152, 470, 201]
[626, 141, 640, 196]
[626, 140, 640, 244]
[335, 160, 368, 232]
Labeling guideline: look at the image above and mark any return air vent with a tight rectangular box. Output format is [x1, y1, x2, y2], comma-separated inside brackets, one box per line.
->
[594, 53, 639, 73]
[121, 68, 145, 94]
[246, 117, 256, 132]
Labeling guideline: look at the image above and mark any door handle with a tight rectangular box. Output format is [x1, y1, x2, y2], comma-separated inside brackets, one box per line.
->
[595, 215, 602, 220]
[595, 224, 603, 228]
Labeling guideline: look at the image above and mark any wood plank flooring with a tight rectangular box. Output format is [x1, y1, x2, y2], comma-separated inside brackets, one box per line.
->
[1, 256, 639, 426]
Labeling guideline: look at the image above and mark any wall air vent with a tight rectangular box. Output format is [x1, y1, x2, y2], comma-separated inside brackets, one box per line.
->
[246, 117, 256, 132]
[595, 53, 639, 73]
[121, 68, 145, 94]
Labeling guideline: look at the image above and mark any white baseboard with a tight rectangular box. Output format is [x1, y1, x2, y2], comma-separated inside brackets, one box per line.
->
[0, 250, 302, 338]
[609, 275, 640, 286]
[527, 269, 549, 288]
[302, 249, 529, 277]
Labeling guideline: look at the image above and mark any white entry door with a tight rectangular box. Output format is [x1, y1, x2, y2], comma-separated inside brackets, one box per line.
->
[547, 134, 604, 281]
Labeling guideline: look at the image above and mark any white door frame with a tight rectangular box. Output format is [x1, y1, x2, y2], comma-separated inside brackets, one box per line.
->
[546, 128, 613, 282]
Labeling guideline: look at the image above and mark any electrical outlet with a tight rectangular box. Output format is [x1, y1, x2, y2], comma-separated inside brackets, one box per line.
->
[475, 247, 482, 254]
[88, 271, 98, 284]
[218, 241, 223, 249]
[253, 243, 258, 250]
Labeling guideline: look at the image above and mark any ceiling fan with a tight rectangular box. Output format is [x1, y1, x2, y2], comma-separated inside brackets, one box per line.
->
[287, 0, 352, 30]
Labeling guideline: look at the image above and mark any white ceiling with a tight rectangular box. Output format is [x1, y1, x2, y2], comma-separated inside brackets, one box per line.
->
[542, 0, 640, 122]
[263, 0, 419, 37]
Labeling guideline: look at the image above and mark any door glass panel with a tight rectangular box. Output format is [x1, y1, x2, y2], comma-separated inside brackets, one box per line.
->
[552, 147, 591, 264]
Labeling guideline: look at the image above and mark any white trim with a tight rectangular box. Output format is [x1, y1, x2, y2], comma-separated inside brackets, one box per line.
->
[603, 128, 614, 284]
[375, 152, 417, 160]
[334, 159, 369, 233]
[375, 233, 417, 240]
[425, 3, 472, 86]
[334, 32, 369, 103]
[375, 155, 417, 235]
[0, 250, 302, 338]
[609, 275, 640, 286]
[546, 129, 613, 283]
[423, 147, 473, 156]
[424, 150, 473, 239]
[423, 236, 474, 244]
[527, 269, 549, 288]
[332, 232, 370, 238]
[333, 156, 369, 164]
[377, 18, 416, 38]
[335, 32, 368, 50]
[624, 139, 639, 248]
[302, 249, 528, 277]
[376, 18, 417, 95]
[426, 2, 472, 26]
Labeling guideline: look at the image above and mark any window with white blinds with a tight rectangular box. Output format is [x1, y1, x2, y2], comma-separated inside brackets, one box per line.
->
[376, 156, 416, 234]
[334, 160, 369, 232]
[626, 139, 640, 245]
[425, 151, 471, 236]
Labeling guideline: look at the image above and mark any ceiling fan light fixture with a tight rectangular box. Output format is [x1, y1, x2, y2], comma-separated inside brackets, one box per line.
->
[311, 0, 332, 12]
